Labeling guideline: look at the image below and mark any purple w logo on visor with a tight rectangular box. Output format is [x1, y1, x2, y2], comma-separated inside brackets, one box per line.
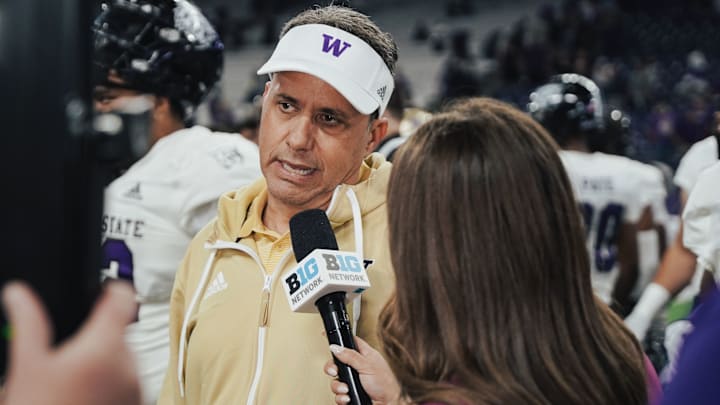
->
[321, 34, 352, 57]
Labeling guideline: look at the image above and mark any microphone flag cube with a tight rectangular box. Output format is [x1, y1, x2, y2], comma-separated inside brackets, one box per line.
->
[282, 249, 371, 313]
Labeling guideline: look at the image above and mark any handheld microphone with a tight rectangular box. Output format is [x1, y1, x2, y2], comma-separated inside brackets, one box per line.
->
[285, 209, 371, 405]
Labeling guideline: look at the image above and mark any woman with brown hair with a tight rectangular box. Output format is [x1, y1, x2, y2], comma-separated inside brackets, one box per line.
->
[325, 97, 658, 404]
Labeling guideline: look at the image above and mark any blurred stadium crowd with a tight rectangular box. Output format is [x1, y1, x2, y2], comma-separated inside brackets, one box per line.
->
[199, 0, 720, 180]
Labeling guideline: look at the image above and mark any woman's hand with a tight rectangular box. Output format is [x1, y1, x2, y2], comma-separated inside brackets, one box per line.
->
[324, 335, 402, 405]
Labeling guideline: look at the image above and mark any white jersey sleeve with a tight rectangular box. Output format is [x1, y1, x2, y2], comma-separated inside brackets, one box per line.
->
[683, 162, 720, 276]
[632, 164, 670, 299]
[674, 136, 718, 193]
[639, 164, 670, 226]
[174, 130, 261, 235]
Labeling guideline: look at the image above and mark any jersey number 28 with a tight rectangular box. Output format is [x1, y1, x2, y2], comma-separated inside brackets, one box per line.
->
[579, 202, 624, 272]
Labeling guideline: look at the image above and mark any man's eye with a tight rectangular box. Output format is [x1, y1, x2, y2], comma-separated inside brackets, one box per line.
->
[279, 102, 293, 111]
[319, 113, 338, 124]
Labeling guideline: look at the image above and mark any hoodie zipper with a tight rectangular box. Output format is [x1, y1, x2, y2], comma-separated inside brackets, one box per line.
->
[246, 250, 293, 405]
[258, 275, 272, 326]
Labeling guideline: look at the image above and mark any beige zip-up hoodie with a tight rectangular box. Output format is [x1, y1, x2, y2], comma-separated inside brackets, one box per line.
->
[158, 154, 395, 404]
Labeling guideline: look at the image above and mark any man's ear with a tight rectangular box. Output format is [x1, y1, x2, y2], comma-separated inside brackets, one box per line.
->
[366, 116, 388, 153]
[263, 80, 272, 97]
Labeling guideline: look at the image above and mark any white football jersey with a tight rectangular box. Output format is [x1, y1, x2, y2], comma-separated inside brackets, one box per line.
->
[560, 151, 662, 303]
[101, 125, 261, 405]
[674, 136, 718, 193]
[683, 162, 720, 278]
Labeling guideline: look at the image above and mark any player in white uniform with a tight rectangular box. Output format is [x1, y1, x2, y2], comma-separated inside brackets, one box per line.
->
[659, 161, 720, 382]
[598, 105, 672, 303]
[92, 2, 261, 404]
[559, 151, 665, 304]
[625, 133, 719, 341]
[528, 73, 664, 310]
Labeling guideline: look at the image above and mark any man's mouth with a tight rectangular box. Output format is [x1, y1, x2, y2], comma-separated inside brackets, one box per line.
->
[281, 160, 315, 176]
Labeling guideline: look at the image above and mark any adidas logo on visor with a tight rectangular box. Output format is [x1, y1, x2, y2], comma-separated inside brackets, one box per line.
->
[377, 86, 387, 101]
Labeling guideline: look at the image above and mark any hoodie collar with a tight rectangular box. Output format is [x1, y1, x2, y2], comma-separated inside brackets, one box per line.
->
[211, 153, 390, 244]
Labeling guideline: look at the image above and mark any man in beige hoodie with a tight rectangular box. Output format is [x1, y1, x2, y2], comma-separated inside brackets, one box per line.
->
[158, 5, 399, 404]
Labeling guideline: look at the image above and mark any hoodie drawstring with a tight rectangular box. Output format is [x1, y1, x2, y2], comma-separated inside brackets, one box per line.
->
[345, 188, 364, 334]
[177, 241, 267, 398]
[177, 248, 218, 398]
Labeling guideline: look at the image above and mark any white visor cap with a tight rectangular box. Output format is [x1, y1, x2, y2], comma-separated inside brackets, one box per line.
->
[257, 24, 395, 116]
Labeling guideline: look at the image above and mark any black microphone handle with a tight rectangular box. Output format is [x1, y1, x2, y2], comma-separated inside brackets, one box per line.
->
[315, 291, 371, 405]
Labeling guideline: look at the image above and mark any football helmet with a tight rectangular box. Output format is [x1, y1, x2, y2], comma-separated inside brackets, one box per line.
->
[527, 73, 604, 148]
[92, 0, 223, 119]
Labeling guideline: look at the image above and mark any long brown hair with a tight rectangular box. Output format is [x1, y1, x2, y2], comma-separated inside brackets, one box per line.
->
[380, 98, 647, 404]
